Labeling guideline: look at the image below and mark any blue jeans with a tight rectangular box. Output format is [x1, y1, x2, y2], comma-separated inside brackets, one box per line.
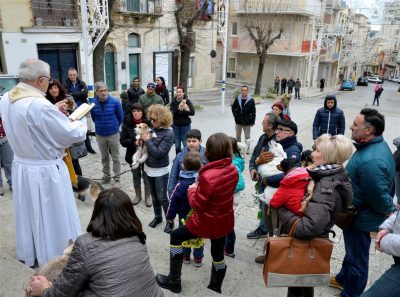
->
[178, 220, 204, 259]
[145, 172, 169, 218]
[224, 230, 236, 254]
[395, 171, 400, 205]
[360, 263, 400, 297]
[172, 125, 191, 153]
[336, 228, 371, 297]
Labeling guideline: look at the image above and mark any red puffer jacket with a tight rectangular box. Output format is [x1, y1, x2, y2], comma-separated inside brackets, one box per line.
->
[186, 158, 238, 239]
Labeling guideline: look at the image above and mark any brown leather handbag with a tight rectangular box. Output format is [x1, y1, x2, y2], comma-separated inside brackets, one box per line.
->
[263, 220, 333, 287]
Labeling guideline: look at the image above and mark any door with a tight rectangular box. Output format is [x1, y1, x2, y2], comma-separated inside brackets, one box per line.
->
[129, 54, 140, 83]
[104, 44, 116, 91]
[38, 44, 77, 83]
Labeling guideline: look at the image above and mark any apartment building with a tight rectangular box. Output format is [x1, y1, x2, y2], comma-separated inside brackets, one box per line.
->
[217, 0, 326, 90]
[0, 0, 217, 93]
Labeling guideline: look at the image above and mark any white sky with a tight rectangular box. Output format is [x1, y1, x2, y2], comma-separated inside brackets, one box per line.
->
[346, 0, 385, 27]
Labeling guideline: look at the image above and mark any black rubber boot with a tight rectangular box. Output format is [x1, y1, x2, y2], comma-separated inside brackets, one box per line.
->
[156, 253, 183, 293]
[207, 265, 227, 294]
[164, 221, 174, 234]
[148, 217, 162, 228]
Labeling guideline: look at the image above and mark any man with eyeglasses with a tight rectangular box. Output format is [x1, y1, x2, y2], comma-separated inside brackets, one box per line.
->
[250, 118, 303, 263]
[138, 82, 163, 114]
[0, 59, 87, 267]
[330, 108, 396, 297]
[91, 82, 124, 185]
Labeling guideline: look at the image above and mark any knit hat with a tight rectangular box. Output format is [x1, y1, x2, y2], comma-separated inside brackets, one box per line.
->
[147, 82, 156, 89]
[278, 119, 298, 135]
[393, 136, 400, 149]
[272, 101, 284, 111]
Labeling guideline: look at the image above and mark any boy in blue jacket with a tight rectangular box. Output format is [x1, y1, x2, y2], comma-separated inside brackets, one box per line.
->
[168, 129, 207, 197]
[166, 151, 204, 267]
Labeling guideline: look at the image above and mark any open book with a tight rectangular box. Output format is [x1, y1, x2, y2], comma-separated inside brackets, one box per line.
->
[68, 103, 95, 121]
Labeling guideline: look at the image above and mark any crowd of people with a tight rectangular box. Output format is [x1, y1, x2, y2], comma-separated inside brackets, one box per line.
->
[0, 59, 399, 297]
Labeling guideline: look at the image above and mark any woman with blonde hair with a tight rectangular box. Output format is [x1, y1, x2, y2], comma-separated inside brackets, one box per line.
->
[278, 134, 354, 297]
[141, 104, 175, 233]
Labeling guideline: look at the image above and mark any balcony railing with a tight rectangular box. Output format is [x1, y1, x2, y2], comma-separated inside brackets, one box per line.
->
[32, 0, 79, 27]
[234, 0, 323, 17]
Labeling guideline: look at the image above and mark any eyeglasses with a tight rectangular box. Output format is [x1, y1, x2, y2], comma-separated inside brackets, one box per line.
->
[150, 117, 157, 122]
[276, 128, 291, 133]
[39, 76, 53, 84]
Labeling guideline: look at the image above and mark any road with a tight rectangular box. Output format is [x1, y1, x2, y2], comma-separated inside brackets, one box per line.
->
[0, 81, 399, 296]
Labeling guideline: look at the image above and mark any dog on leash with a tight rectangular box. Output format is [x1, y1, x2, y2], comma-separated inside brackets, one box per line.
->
[132, 123, 156, 169]
[73, 176, 104, 202]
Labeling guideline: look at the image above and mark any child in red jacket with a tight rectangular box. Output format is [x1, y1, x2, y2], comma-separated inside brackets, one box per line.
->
[270, 158, 313, 216]
[156, 133, 238, 294]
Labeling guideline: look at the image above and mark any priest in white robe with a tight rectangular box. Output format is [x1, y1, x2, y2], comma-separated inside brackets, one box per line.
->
[0, 59, 87, 267]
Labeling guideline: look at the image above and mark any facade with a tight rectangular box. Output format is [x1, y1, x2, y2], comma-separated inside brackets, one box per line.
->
[0, 0, 84, 85]
[0, 0, 217, 93]
[218, 0, 325, 91]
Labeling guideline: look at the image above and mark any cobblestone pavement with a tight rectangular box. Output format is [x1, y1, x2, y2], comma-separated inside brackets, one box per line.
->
[1, 83, 399, 296]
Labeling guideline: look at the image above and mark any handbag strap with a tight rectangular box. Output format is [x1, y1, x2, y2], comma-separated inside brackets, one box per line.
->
[287, 219, 301, 237]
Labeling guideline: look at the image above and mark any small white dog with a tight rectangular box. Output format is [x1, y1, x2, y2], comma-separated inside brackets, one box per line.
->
[132, 123, 156, 169]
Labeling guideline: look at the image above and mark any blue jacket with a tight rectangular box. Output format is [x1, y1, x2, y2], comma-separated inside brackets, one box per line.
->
[168, 146, 207, 196]
[145, 128, 174, 168]
[91, 95, 123, 136]
[166, 170, 197, 221]
[347, 136, 396, 232]
[312, 97, 345, 139]
[233, 153, 245, 193]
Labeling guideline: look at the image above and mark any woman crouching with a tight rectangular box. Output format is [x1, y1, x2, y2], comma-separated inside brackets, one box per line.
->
[156, 132, 238, 294]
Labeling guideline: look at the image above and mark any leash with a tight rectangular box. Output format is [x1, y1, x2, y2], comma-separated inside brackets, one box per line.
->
[91, 167, 133, 181]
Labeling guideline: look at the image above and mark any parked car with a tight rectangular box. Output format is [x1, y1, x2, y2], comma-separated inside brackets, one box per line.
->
[368, 76, 383, 84]
[0, 76, 19, 96]
[357, 77, 369, 86]
[340, 79, 355, 91]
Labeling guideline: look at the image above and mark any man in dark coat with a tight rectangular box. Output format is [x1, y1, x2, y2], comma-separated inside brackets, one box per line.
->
[120, 77, 145, 114]
[312, 94, 345, 140]
[231, 85, 256, 154]
[64, 67, 96, 154]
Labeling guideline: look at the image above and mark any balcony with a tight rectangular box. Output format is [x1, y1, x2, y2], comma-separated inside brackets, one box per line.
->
[234, 0, 323, 17]
[231, 36, 308, 56]
[117, 0, 163, 17]
[31, 0, 79, 27]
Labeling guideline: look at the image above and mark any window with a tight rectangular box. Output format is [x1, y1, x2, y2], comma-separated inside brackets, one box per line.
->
[231, 22, 238, 36]
[227, 57, 236, 78]
[128, 33, 140, 47]
[126, 0, 158, 13]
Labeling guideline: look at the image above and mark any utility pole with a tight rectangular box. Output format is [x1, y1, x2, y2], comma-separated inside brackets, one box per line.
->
[218, 0, 229, 114]
[305, 15, 316, 99]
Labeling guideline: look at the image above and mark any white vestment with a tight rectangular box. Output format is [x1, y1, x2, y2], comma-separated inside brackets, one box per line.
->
[0, 83, 87, 267]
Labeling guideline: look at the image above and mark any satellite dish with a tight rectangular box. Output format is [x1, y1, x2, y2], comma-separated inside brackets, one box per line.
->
[210, 50, 217, 58]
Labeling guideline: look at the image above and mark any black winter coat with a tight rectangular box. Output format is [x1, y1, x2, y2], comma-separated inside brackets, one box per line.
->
[170, 97, 195, 126]
[231, 96, 256, 126]
[312, 97, 345, 139]
[156, 87, 170, 105]
[145, 128, 174, 168]
[120, 87, 145, 113]
[278, 165, 353, 239]
[119, 115, 151, 165]
[64, 78, 88, 107]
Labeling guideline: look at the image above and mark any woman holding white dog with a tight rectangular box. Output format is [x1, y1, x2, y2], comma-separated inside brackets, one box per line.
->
[120, 103, 152, 207]
[170, 86, 195, 154]
[141, 104, 175, 233]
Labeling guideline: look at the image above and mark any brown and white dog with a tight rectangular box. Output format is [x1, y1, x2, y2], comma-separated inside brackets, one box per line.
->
[132, 123, 156, 169]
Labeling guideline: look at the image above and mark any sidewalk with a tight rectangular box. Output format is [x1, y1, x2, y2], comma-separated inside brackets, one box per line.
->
[0, 96, 397, 297]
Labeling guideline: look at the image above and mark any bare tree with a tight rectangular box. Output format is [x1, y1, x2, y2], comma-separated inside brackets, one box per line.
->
[243, 1, 283, 95]
[174, 1, 208, 91]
